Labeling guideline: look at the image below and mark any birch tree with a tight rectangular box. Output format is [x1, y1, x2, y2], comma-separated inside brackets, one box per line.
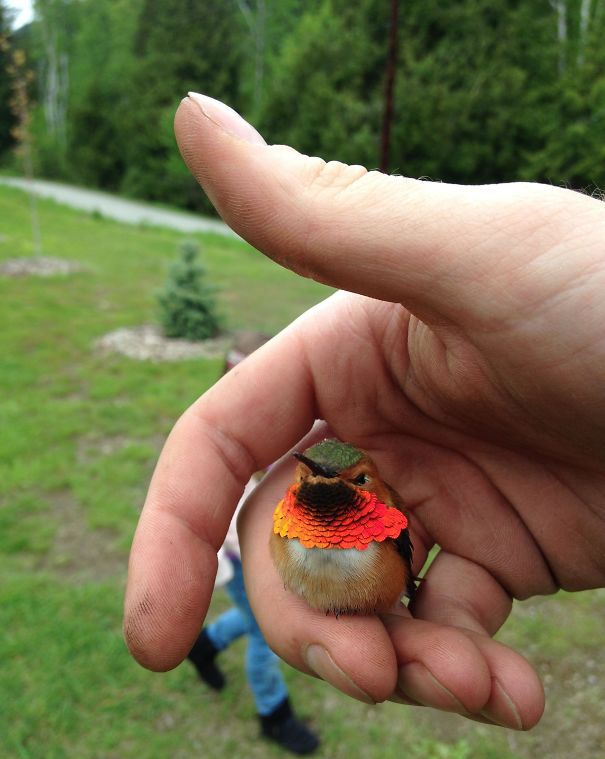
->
[236, 0, 266, 115]
[578, 0, 592, 64]
[550, 0, 568, 73]
[35, 0, 70, 147]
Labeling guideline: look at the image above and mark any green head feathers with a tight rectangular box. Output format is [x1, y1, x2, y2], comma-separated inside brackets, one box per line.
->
[303, 439, 363, 473]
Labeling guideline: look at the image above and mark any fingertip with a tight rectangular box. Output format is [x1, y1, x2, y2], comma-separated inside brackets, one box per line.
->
[122, 579, 206, 673]
[384, 616, 492, 713]
[124, 512, 217, 672]
[486, 673, 544, 731]
[466, 631, 545, 729]
[186, 92, 267, 145]
[174, 94, 268, 202]
[123, 599, 182, 672]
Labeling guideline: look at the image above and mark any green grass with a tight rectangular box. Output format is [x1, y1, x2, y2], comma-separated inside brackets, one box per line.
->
[1, 184, 603, 759]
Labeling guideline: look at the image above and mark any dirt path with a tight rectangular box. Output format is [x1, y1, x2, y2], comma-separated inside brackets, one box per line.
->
[0, 176, 238, 238]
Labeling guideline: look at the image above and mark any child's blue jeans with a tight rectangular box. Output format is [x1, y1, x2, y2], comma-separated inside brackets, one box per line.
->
[206, 557, 288, 715]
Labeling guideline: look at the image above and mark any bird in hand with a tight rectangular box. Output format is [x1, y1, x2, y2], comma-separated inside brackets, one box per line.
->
[270, 438, 415, 616]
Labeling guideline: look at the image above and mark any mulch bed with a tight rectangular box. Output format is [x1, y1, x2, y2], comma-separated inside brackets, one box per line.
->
[94, 325, 230, 362]
[0, 256, 84, 277]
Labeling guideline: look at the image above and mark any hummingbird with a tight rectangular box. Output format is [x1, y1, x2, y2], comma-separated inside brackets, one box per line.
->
[270, 438, 415, 616]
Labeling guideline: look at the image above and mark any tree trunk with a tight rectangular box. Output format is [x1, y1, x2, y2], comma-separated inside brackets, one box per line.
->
[235, 0, 265, 115]
[39, 8, 68, 145]
[380, 0, 399, 173]
[578, 0, 592, 65]
[550, 0, 568, 74]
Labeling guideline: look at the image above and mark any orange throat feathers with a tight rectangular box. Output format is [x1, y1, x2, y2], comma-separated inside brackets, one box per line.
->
[273, 482, 408, 550]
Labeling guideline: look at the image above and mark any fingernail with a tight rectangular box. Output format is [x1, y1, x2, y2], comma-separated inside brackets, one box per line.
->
[480, 679, 523, 730]
[303, 644, 376, 705]
[187, 92, 266, 145]
[397, 662, 467, 713]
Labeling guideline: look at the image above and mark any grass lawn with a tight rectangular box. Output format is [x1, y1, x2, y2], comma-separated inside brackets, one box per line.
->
[1, 184, 603, 759]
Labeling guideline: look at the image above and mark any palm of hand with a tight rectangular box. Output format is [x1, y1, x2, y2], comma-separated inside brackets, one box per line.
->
[400, 304, 605, 597]
[284, 289, 605, 595]
[236, 289, 604, 725]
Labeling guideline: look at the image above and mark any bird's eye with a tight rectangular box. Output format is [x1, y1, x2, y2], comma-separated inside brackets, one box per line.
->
[352, 473, 369, 486]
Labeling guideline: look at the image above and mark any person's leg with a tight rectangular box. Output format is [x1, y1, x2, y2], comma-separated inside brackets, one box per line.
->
[187, 626, 226, 691]
[222, 558, 288, 711]
[227, 559, 319, 755]
[245, 624, 288, 715]
[188, 573, 248, 690]
[206, 607, 247, 650]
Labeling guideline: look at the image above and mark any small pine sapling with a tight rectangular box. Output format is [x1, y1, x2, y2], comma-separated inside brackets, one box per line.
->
[4, 40, 42, 256]
[157, 240, 222, 340]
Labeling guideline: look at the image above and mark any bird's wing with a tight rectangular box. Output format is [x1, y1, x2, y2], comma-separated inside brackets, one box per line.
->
[386, 483, 416, 599]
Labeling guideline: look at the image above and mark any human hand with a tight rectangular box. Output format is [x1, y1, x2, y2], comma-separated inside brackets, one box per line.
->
[124, 93, 605, 729]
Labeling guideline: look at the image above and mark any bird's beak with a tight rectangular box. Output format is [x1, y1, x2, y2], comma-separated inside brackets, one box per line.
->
[293, 452, 337, 478]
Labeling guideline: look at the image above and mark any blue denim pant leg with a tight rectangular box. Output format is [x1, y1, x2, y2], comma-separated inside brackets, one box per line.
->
[209, 557, 288, 716]
[206, 606, 248, 651]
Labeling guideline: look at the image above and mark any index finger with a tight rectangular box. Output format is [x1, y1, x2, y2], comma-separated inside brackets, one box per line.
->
[123, 326, 314, 670]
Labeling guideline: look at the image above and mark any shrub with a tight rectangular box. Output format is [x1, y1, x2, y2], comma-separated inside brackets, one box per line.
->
[156, 240, 221, 340]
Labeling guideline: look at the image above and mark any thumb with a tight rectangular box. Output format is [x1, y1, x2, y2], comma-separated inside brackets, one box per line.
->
[174, 93, 599, 326]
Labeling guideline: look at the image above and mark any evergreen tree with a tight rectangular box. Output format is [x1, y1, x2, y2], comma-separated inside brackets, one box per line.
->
[122, 0, 246, 208]
[66, 0, 140, 189]
[156, 240, 222, 341]
[523, 1, 605, 191]
[391, 1, 557, 183]
[259, 0, 386, 168]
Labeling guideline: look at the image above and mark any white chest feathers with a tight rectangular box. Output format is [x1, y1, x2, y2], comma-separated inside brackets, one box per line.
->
[284, 538, 379, 583]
